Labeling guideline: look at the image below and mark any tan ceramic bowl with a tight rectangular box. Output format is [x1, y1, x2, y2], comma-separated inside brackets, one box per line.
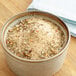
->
[1, 10, 70, 76]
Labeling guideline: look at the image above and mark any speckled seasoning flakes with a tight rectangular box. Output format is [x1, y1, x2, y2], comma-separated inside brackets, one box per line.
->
[6, 17, 65, 60]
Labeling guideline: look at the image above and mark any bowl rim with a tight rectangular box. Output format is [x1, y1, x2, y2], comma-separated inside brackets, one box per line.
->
[0, 10, 70, 63]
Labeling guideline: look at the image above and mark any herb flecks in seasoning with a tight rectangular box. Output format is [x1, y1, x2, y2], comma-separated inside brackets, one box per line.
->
[6, 17, 65, 60]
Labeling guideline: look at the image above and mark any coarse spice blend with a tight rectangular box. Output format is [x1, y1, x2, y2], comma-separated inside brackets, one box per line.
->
[6, 16, 65, 60]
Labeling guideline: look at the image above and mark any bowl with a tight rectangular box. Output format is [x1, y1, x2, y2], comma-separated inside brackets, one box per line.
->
[0, 10, 70, 76]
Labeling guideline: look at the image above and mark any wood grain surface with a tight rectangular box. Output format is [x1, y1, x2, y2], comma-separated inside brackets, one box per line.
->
[0, 0, 76, 76]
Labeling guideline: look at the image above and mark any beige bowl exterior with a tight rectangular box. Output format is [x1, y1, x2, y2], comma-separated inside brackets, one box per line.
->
[1, 11, 70, 76]
[5, 48, 67, 76]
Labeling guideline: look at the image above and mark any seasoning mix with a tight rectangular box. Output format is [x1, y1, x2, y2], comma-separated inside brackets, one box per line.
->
[6, 17, 65, 60]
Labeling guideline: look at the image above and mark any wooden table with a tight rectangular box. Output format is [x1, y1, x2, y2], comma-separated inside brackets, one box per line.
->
[0, 0, 76, 76]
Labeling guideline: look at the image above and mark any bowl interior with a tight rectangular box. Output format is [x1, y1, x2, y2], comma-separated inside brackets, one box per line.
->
[1, 11, 70, 62]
